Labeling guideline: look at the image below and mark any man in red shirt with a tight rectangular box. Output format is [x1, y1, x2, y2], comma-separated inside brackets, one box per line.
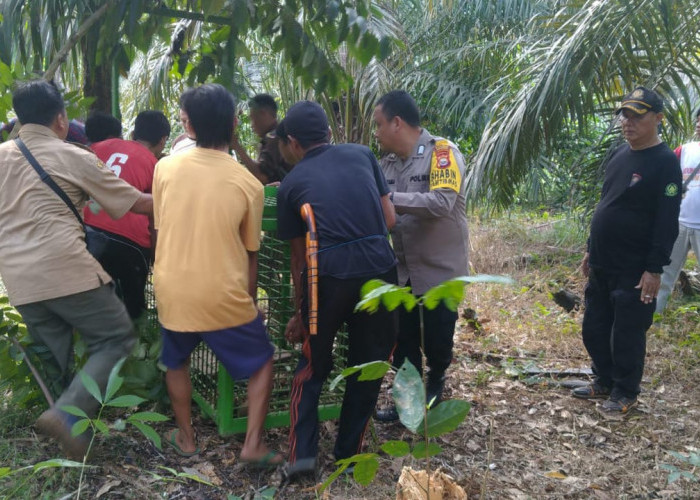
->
[84, 110, 170, 318]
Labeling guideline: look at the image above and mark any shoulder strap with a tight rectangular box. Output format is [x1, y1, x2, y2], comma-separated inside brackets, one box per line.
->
[14, 137, 86, 230]
[682, 161, 700, 191]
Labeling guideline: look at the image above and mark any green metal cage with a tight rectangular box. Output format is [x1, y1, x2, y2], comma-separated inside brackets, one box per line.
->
[147, 186, 348, 435]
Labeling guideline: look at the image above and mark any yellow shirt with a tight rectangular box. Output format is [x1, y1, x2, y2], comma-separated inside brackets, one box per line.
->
[0, 125, 141, 305]
[153, 147, 263, 331]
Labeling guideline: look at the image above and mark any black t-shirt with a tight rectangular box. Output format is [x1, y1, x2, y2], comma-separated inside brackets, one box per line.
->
[588, 142, 682, 274]
[277, 143, 397, 279]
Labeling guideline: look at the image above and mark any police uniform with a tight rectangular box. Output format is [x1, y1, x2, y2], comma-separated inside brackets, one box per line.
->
[0, 124, 140, 416]
[257, 128, 292, 183]
[381, 128, 469, 397]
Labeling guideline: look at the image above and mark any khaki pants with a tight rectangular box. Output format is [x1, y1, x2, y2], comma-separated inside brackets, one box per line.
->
[656, 223, 700, 313]
[16, 284, 136, 416]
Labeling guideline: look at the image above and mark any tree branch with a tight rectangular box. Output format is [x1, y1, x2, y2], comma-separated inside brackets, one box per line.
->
[43, 0, 117, 82]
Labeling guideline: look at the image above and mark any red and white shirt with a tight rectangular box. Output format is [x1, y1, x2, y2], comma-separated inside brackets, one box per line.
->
[83, 139, 156, 248]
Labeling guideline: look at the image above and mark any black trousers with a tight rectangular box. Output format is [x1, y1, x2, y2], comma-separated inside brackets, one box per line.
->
[90, 227, 152, 320]
[581, 267, 654, 398]
[288, 267, 398, 463]
[392, 292, 458, 384]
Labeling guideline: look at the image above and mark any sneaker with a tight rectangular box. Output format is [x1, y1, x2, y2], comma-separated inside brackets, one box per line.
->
[571, 382, 611, 399]
[600, 396, 637, 414]
[374, 406, 399, 422]
[35, 408, 91, 460]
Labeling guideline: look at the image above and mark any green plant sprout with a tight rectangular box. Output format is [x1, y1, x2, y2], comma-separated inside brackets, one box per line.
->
[61, 358, 169, 499]
[321, 274, 514, 493]
[660, 450, 700, 484]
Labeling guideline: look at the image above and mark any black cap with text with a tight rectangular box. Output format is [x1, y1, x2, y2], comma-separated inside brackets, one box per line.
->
[616, 86, 664, 115]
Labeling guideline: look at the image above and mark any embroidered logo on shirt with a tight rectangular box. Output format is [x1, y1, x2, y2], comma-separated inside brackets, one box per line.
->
[629, 173, 642, 186]
[664, 183, 679, 197]
[429, 140, 460, 193]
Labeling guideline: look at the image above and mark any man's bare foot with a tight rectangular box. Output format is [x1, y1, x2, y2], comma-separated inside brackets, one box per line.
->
[240, 445, 284, 466]
[165, 428, 200, 457]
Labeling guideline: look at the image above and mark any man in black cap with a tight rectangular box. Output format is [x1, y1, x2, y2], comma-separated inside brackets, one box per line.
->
[574, 86, 682, 414]
[275, 100, 398, 479]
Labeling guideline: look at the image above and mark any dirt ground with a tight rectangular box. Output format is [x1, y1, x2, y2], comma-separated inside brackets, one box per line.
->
[5, 221, 700, 499]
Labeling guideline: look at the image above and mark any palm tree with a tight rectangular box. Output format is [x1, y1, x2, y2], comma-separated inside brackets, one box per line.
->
[465, 0, 700, 207]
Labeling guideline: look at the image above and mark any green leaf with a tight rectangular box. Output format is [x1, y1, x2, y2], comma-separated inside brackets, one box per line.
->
[336, 453, 378, 466]
[130, 421, 161, 449]
[356, 280, 415, 313]
[380, 440, 410, 457]
[411, 442, 442, 458]
[4, 312, 23, 323]
[0, 467, 12, 478]
[61, 405, 88, 419]
[353, 457, 379, 486]
[33, 459, 86, 471]
[258, 487, 276, 499]
[358, 361, 391, 382]
[93, 419, 110, 435]
[104, 357, 126, 402]
[127, 411, 170, 423]
[425, 400, 471, 437]
[319, 462, 350, 493]
[105, 395, 146, 408]
[70, 419, 91, 437]
[393, 359, 424, 433]
[79, 371, 103, 404]
[330, 361, 390, 390]
[302, 43, 315, 68]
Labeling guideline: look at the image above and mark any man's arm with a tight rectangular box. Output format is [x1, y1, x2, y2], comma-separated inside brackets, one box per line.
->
[232, 136, 269, 184]
[637, 154, 683, 303]
[285, 237, 308, 343]
[393, 189, 459, 218]
[130, 193, 153, 215]
[381, 194, 396, 230]
[392, 143, 466, 218]
[248, 250, 259, 302]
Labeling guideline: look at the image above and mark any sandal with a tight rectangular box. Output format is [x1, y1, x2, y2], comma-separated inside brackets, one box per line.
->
[240, 450, 284, 469]
[164, 429, 201, 457]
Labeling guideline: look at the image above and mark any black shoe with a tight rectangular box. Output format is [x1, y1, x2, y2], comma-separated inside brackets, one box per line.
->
[600, 395, 637, 414]
[375, 406, 399, 422]
[283, 457, 317, 482]
[426, 374, 445, 408]
[572, 382, 611, 399]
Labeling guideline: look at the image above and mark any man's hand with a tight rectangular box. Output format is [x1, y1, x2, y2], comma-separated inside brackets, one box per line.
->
[284, 311, 308, 344]
[580, 252, 590, 278]
[635, 271, 661, 304]
[230, 131, 242, 151]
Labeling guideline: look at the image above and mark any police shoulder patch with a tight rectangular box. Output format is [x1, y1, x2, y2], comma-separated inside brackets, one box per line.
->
[664, 183, 679, 197]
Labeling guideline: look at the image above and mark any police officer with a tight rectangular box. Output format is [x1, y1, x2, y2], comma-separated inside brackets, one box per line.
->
[373, 90, 470, 422]
[232, 93, 292, 184]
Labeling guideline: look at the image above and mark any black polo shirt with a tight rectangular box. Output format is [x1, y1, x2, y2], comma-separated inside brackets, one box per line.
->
[277, 143, 397, 279]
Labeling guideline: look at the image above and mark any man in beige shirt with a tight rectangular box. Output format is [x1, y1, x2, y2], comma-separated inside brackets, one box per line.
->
[0, 80, 152, 459]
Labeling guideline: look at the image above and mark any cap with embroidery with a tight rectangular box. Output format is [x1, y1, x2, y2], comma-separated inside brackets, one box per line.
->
[615, 86, 663, 115]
